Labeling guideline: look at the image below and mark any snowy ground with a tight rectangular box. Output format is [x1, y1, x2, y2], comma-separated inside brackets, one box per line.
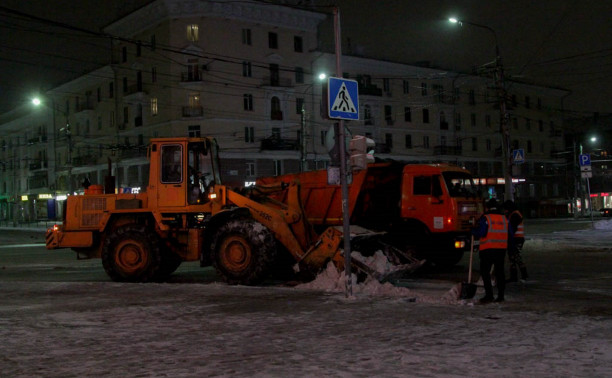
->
[0, 219, 611, 376]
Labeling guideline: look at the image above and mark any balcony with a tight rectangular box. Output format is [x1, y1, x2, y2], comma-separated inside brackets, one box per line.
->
[29, 160, 46, 171]
[123, 84, 147, 103]
[374, 144, 391, 154]
[433, 145, 462, 156]
[271, 111, 283, 121]
[182, 106, 203, 117]
[260, 136, 299, 151]
[358, 84, 382, 97]
[120, 148, 145, 159]
[27, 135, 47, 145]
[181, 71, 202, 82]
[73, 154, 97, 167]
[261, 77, 292, 87]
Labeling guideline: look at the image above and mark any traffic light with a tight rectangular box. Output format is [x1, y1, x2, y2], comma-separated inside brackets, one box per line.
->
[349, 135, 375, 170]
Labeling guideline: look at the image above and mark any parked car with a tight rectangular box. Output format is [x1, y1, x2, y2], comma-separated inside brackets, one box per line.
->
[599, 208, 612, 217]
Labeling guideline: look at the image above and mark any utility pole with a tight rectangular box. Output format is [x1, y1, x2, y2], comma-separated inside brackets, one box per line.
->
[495, 48, 513, 202]
[300, 104, 307, 172]
[333, 7, 353, 297]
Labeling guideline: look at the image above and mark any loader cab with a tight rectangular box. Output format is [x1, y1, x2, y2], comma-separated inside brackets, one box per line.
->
[155, 138, 220, 208]
[187, 139, 221, 204]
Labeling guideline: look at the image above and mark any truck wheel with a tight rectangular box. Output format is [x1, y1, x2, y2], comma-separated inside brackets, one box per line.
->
[155, 247, 182, 280]
[211, 219, 277, 285]
[102, 225, 161, 282]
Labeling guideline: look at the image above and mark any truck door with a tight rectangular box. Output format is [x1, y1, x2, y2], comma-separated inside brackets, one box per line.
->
[158, 144, 186, 207]
[402, 174, 448, 231]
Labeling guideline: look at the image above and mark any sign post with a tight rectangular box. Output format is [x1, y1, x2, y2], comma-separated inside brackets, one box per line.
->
[331, 7, 360, 297]
[579, 153, 594, 227]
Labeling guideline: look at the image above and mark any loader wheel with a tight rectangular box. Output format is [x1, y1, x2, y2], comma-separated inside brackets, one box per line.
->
[102, 225, 161, 282]
[211, 219, 277, 285]
[155, 247, 182, 281]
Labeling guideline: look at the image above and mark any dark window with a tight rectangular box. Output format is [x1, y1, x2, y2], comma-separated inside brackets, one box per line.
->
[296, 98, 304, 114]
[109, 82, 114, 99]
[421, 83, 427, 96]
[423, 108, 429, 123]
[122, 46, 127, 63]
[294, 36, 303, 52]
[414, 176, 432, 195]
[405, 134, 412, 149]
[122, 77, 128, 93]
[188, 125, 200, 137]
[385, 133, 393, 148]
[243, 94, 253, 111]
[152, 66, 157, 83]
[472, 137, 478, 151]
[151, 35, 156, 51]
[469, 90, 475, 105]
[403, 80, 409, 94]
[385, 105, 393, 125]
[242, 28, 252, 45]
[242, 61, 252, 77]
[404, 107, 411, 122]
[268, 32, 278, 49]
[270, 64, 279, 86]
[161, 144, 182, 183]
[136, 41, 141, 57]
[245, 127, 254, 143]
[295, 67, 304, 83]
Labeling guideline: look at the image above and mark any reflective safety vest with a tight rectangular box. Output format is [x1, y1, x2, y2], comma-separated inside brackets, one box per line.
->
[511, 210, 524, 238]
[480, 214, 508, 250]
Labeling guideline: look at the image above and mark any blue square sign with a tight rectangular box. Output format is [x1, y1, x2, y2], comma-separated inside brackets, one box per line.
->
[328, 77, 359, 120]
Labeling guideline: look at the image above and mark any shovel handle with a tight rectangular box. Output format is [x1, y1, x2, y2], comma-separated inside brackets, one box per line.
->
[467, 235, 474, 283]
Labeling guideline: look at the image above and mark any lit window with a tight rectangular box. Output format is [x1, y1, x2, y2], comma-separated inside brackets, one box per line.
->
[189, 93, 201, 107]
[151, 98, 158, 116]
[187, 24, 199, 42]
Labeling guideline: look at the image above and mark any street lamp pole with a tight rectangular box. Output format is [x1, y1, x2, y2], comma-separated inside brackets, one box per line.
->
[449, 18, 513, 201]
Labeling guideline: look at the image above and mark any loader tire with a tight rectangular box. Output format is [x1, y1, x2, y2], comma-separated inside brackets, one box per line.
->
[102, 225, 161, 282]
[154, 247, 182, 281]
[211, 219, 277, 285]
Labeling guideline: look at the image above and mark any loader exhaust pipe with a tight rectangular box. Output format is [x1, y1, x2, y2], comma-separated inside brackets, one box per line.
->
[104, 157, 115, 194]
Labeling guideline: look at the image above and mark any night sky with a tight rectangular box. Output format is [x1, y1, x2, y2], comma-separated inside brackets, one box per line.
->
[0, 0, 610, 116]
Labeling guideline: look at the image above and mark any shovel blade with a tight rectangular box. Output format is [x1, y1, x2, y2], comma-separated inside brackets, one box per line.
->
[460, 282, 477, 299]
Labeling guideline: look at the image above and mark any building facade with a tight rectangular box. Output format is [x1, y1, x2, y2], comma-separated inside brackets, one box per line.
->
[0, 0, 570, 222]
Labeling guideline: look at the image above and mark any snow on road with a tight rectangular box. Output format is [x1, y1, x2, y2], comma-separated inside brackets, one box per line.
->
[527, 218, 612, 251]
[0, 220, 611, 376]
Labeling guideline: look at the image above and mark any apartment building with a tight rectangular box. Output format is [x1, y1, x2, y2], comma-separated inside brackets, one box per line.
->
[0, 0, 569, 222]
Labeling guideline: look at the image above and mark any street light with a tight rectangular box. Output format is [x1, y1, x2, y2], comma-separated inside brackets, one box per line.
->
[32, 97, 73, 194]
[448, 17, 513, 201]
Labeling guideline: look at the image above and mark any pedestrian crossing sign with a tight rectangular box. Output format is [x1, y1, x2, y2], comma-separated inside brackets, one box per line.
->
[512, 148, 525, 164]
[328, 77, 359, 120]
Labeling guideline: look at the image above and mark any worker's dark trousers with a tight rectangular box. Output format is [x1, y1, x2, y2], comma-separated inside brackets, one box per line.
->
[479, 249, 506, 299]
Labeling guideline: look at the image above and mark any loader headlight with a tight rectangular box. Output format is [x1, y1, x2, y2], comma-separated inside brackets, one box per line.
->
[454, 240, 466, 249]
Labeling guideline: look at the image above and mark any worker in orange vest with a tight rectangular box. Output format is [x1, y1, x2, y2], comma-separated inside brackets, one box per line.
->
[472, 198, 509, 303]
[503, 200, 528, 282]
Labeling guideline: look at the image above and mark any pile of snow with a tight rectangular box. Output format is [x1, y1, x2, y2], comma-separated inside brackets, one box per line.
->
[296, 251, 460, 304]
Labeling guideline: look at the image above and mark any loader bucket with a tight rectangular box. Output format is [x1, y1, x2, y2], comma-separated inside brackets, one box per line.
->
[324, 226, 426, 283]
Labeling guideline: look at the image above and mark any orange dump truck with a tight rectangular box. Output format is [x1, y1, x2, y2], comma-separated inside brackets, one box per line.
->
[257, 162, 483, 266]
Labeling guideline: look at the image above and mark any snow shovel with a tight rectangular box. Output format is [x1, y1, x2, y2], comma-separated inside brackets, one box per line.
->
[459, 235, 477, 300]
